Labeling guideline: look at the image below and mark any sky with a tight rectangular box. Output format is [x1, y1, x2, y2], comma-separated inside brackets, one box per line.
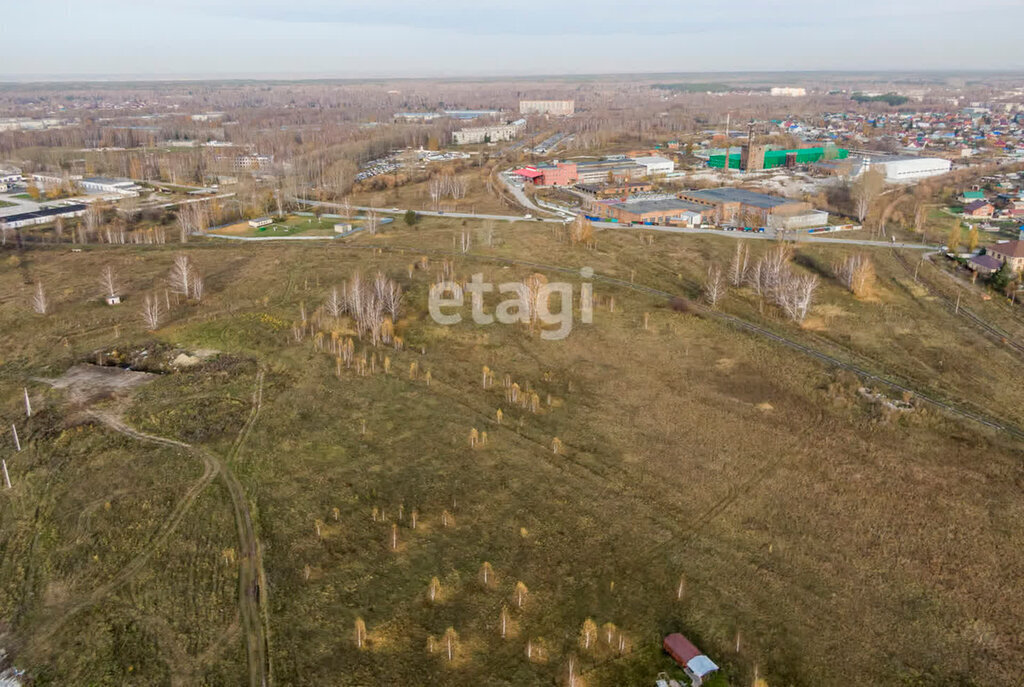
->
[1, 0, 1023, 80]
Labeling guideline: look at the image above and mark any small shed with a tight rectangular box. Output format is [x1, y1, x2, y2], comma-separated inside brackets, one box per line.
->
[334, 223, 353, 234]
[105, 295, 122, 305]
[663, 634, 719, 685]
[249, 217, 273, 228]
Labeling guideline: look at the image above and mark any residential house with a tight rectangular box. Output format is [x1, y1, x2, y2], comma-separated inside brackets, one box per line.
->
[986, 240, 1024, 273]
[964, 199, 994, 217]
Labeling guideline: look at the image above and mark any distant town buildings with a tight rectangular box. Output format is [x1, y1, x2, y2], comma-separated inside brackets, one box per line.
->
[519, 100, 575, 116]
[394, 112, 445, 122]
[226, 153, 274, 171]
[394, 110, 502, 122]
[771, 87, 807, 97]
[0, 117, 77, 132]
[444, 109, 502, 120]
[451, 119, 526, 145]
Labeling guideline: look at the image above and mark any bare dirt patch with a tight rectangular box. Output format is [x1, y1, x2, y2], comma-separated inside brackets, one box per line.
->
[43, 364, 158, 405]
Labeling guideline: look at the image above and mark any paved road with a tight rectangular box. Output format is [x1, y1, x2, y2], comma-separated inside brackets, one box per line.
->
[0, 193, 46, 218]
[294, 198, 939, 251]
[294, 198, 563, 224]
[495, 172, 556, 216]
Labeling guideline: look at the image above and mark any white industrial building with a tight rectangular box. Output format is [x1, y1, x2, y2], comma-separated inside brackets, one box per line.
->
[0, 204, 88, 229]
[868, 156, 952, 182]
[32, 174, 141, 197]
[452, 119, 526, 145]
[519, 100, 575, 116]
[0, 168, 21, 185]
[630, 156, 675, 176]
[79, 177, 142, 196]
[770, 87, 807, 97]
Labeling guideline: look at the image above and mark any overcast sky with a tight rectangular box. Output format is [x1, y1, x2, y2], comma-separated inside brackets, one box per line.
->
[2, 0, 1023, 80]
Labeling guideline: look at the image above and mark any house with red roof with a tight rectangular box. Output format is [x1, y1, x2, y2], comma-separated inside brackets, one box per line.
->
[963, 199, 994, 218]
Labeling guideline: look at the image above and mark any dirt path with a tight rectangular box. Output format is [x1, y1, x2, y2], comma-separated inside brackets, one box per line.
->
[220, 370, 272, 687]
[32, 370, 270, 687]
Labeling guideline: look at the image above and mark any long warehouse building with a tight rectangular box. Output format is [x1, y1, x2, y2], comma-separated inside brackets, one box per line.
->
[676, 187, 828, 230]
[709, 146, 848, 170]
[0, 203, 88, 229]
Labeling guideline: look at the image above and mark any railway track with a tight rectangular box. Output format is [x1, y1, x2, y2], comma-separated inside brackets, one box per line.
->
[890, 249, 1024, 356]
[369, 242, 1024, 441]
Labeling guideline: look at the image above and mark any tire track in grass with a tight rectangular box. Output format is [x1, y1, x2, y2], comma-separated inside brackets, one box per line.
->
[31, 371, 270, 687]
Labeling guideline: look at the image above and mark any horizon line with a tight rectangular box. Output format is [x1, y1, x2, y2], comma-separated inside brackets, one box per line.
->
[2, 68, 1024, 86]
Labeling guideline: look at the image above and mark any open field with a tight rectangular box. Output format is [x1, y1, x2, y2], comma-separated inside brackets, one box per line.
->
[1, 218, 1023, 686]
[350, 174, 516, 217]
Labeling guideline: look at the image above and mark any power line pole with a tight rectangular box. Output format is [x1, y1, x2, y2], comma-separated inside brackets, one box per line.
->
[11, 424, 21, 452]
[1, 459, 10, 489]
[23, 387, 31, 417]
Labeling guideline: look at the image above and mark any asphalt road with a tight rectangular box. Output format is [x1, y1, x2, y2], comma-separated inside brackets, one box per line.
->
[293, 198, 939, 251]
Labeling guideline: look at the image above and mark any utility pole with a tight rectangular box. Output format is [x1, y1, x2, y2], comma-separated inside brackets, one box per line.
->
[23, 387, 31, 418]
[955, 292, 961, 315]
[1, 459, 10, 489]
[11, 424, 21, 452]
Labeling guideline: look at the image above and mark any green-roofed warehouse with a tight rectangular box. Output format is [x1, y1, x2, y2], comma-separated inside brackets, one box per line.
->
[709, 146, 848, 170]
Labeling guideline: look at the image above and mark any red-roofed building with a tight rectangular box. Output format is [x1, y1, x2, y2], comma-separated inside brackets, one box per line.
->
[512, 161, 578, 186]
[663, 633, 719, 685]
[963, 199, 994, 217]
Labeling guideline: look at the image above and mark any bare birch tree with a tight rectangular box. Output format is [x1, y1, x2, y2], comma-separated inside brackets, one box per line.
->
[777, 274, 818, 323]
[443, 627, 458, 662]
[31, 282, 48, 315]
[141, 293, 163, 329]
[99, 265, 120, 299]
[834, 254, 875, 298]
[169, 254, 193, 299]
[852, 168, 885, 224]
[324, 287, 343, 319]
[354, 617, 367, 649]
[428, 576, 442, 603]
[729, 241, 750, 286]
[704, 264, 727, 308]
[191, 272, 205, 302]
[514, 581, 529, 608]
[579, 618, 598, 650]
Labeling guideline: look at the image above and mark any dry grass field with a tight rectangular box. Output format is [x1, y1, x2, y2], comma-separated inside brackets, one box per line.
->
[0, 218, 1022, 686]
